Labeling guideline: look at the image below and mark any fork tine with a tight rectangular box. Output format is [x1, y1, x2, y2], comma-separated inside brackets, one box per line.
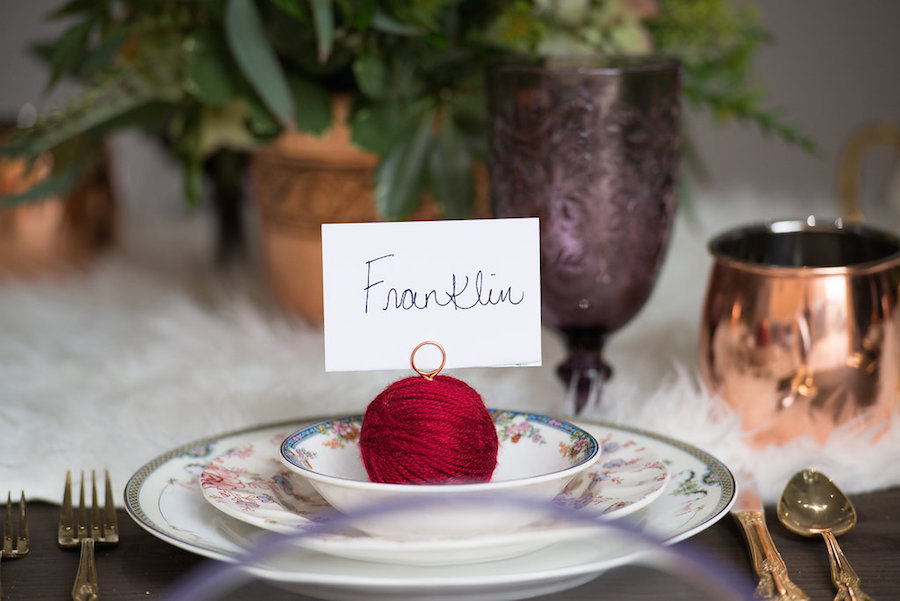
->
[89, 471, 101, 541]
[76, 471, 87, 541]
[3, 492, 11, 555]
[58, 470, 75, 545]
[16, 492, 27, 555]
[103, 470, 119, 543]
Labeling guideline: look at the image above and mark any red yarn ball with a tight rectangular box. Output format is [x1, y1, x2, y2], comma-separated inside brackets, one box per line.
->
[359, 375, 499, 485]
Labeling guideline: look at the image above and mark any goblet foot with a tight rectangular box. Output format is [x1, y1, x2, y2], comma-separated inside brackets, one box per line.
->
[556, 334, 612, 415]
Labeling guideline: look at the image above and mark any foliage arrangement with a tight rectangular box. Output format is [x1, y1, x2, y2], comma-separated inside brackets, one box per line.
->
[2, 0, 813, 220]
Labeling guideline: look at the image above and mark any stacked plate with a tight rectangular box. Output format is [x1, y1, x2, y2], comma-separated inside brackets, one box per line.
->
[124, 413, 736, 601]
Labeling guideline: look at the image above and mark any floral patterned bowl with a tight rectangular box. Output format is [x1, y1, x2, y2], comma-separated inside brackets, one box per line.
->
[280, 410, 599, 540]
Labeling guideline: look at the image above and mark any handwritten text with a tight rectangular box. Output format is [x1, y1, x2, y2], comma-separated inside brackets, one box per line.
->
[363, 254, 525, 313]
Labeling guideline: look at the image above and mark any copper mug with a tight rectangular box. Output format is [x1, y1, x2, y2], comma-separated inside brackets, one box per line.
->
[699, 218, 900, 445]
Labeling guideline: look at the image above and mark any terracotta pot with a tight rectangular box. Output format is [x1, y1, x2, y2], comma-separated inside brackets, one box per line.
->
[0, 147, 115, 277]
[250, 97, 487, 324]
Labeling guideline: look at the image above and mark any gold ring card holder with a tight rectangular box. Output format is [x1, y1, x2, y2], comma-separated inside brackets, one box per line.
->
[410, 341, 446, 381]
[838, 121, 900, 222]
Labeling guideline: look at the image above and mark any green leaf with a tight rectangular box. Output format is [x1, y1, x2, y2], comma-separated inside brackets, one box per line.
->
[374, 109, 434, 219]
[47, 20, 94, 89]
[175, 106, 207, 209]
[349, 101, 417, 154]
[308, 0, 334, 62]
[0, 163, 80, 207]
[73, 29, 128, 79]
[288, 76, 332, 134]
[447, 90, 488, 138]
[7, 60, 182, 159]
[353, 0, 376, 29]
[381, 0, 442, 30]
[427, 115, 474, 219]
[224, 0, 295, 128]
[186, 32, 240, 106]
[352, 53, 387, 99]
[270, 0, 308, 19]
[89, 101, 175, 137]
[370, 9, 424, 36]
[244, 94, 283, 140]
[183, 153, 205, 209]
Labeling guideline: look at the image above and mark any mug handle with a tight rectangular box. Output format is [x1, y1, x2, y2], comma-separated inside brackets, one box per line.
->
[838, 121, 900, 222]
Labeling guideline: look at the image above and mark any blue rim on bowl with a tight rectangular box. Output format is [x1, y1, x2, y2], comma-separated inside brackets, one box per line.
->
[280, 409, 600, 491]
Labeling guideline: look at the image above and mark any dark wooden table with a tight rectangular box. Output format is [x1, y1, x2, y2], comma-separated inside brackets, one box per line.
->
[4, 487, 898, 600]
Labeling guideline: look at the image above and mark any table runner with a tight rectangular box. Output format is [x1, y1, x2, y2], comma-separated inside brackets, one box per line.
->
[2, 187, 899, 506]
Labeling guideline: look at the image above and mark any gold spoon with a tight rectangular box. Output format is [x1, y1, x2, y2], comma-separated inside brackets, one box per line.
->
[777, 469, 874, 601]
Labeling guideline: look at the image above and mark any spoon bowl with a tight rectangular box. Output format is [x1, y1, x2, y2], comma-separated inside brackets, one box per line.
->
[777, 469, 873, 601]
[778, 469, 857, 536]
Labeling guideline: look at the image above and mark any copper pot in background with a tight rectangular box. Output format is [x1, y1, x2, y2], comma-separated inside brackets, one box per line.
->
[699, 218, 900, 445]
[249, 97, 380, 324]
[0, 144, 115, 277]
[249, 95, 488, 325]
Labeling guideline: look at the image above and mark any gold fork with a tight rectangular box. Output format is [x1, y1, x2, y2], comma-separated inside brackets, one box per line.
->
[59, 470, 119, 601]
[1, 491, 29, 600]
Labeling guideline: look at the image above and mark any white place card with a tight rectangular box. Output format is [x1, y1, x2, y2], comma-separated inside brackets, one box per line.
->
[322, 218, 541, 372]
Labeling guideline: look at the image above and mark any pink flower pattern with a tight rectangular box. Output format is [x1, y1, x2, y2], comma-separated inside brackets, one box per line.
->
[189, 424, 726, 542]
[556, 434, 669, 514]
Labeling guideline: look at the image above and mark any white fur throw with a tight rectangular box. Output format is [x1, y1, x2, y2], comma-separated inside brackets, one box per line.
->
[2, 180, 899, 507]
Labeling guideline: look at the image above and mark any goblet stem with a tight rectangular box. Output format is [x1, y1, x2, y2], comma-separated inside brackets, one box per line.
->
[562, 368, 607, 416]
[557, 331, 612, 415]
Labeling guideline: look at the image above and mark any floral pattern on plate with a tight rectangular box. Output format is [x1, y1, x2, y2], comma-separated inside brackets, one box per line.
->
[200, 431, 329, 530]
[494, 411, 548, 445]
[125, 419, 735, 599]
[556, 431, 670, 515]
[199, 424, 669, 563]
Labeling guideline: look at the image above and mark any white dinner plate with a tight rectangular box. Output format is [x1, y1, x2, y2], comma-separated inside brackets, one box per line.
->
[197, 425, 670, 565]
[124, 417, 735, 601]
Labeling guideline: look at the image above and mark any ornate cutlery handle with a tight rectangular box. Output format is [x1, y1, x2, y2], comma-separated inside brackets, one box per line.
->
[822, 531, 874, 601]
[72, 538, 99, 601]
[734, 511, 810, 601]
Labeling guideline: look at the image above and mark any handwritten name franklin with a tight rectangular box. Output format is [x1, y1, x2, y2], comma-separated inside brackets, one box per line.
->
[363, 254, 525, 313]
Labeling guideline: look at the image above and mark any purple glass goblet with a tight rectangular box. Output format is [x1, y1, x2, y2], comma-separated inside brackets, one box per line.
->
[488, 56, 681, 415]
